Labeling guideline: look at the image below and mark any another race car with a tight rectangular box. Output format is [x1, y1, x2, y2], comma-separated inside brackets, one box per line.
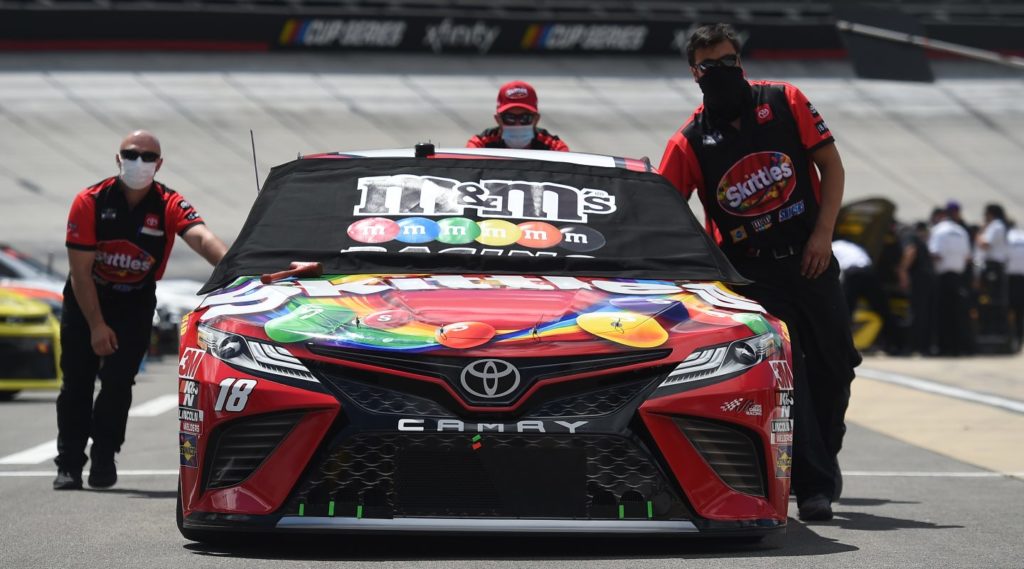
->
[0, 287, 61, 400]
[176, 147, 796, 541]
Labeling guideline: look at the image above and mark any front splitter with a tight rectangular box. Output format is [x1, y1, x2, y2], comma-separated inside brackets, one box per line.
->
[277, 517, 698, 534]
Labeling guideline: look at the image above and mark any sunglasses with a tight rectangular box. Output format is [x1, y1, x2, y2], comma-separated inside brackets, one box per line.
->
[695, 54, 740, 73]
[499, 112, 537, 126]
[120, 149, 161, 163]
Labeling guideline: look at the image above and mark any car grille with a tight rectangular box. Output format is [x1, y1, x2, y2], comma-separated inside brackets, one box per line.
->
[526, 380, 649, 418]
[203, 412, 304, 490]
[0, 337, 57, 380]
[674, 417, 766, 497]
[285, 433, 690, 521]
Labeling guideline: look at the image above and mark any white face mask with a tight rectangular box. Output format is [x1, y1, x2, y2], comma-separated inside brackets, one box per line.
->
[501, 125, 535, 149]
[119, 157, 157, 190]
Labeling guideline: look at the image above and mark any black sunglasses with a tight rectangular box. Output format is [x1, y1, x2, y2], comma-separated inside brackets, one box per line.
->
[120, 149, 161, 163]
[499, 112, 537, 126]
[695, 54, 740, 73]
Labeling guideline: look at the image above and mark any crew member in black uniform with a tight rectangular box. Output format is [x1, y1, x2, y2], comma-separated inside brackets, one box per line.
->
[54, 130, 228, 490]
[659, 24, 860, 521]
[466, 80, 569, 151]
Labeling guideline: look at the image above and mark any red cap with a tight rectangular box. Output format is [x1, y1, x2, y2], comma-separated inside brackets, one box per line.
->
[496, 80, 538, 113]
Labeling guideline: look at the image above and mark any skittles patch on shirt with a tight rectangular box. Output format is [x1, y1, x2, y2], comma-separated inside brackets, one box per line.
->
[717, 151, 797, 217]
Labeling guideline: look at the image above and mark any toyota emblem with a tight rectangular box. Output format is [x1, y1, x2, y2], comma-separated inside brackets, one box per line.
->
[460, 359, 521, 399]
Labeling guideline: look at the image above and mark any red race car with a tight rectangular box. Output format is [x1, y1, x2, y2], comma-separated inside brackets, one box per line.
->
[176, 147, 794, 542]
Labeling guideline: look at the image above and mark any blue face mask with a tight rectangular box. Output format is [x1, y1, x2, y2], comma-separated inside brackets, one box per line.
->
[501, 125, 534, 149]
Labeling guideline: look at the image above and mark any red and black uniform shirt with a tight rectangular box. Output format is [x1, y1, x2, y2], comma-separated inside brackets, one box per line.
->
[659, 80, 833, 255]
[466, 127, 570, 152]
[65, 177, 204, 292]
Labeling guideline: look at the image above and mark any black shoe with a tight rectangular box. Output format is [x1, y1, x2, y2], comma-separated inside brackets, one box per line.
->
[88, 458, 117, 489]
[53, 470, 83, 490]
[798, 494, 834, 522]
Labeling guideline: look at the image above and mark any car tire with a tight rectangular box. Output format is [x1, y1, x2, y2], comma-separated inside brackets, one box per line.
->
[0, 391, 19, 401]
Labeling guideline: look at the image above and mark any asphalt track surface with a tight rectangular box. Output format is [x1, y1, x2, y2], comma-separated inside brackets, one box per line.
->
[1, 53, 1023, 568]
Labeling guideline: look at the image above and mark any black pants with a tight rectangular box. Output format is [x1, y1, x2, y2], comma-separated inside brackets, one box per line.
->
[908, 274, 936, 355]
[733, 254, 860, 503]
[842, 266, 893, 347]
[1009, 274, 1024, 346]
[935, 272, 973, 356]
[55, 282, 155, 472]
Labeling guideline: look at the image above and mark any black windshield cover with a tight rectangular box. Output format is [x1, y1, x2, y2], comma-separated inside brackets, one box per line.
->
[200, 157, 746, 294]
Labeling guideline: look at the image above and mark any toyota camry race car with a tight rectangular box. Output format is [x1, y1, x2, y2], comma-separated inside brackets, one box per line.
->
[176, 147, 795, 542]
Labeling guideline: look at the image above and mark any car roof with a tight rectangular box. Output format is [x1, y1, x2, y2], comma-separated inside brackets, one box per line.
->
[301, 147, 654, 173]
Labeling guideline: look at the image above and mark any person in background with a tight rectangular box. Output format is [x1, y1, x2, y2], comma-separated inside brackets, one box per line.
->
[658, 23, 860, 522]
[976, 203, 1010, 305]
[54, 130, 228, 490]
[1007, 221, 1024, 348]
[928, 208, 973, 356]
[834, 238, 892, 350]
[466, 80, 569, 151]
[897, 222, 936, 356]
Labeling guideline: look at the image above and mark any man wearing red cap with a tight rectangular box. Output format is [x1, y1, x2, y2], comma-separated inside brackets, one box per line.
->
[466, 80, 569, 151]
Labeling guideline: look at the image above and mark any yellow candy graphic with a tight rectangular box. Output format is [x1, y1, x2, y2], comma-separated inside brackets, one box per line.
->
[576, 311, 669, 348]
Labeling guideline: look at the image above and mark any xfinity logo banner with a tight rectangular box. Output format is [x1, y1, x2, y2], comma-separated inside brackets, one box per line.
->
[423, 19, 500, 54]
[460, 359, 521, 399]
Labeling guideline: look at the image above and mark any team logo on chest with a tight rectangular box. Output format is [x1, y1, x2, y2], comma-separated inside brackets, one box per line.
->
[717, 151, 797, 217]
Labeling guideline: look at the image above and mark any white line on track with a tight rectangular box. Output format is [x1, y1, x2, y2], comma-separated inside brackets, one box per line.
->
[127, 394, 180, 417]
[857, 367, 1024, 414]
[0, 469, 178, 477]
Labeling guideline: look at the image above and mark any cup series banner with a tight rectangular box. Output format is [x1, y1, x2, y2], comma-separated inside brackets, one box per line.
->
[0, 10, 1018, 57]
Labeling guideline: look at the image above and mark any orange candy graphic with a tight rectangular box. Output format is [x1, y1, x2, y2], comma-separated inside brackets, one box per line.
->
[576, 311, 669, 348]
[435, 321, 496, 349]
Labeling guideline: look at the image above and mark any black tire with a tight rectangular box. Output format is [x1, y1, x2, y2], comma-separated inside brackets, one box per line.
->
[0, 391, 19, 401]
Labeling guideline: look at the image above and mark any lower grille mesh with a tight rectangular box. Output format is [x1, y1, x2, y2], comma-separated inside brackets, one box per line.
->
[675, 417, 766, 497]
[204, 412, 303, 490]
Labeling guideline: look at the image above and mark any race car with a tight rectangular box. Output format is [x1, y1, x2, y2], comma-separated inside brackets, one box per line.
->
[0, 287, 61, 400]
[177, 147, 795, 541]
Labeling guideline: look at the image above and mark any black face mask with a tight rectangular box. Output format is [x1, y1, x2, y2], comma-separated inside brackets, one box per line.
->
[697, 66, 752, 125]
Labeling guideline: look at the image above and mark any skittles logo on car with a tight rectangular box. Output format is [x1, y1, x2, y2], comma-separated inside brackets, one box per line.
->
[717, 152, 796, 217]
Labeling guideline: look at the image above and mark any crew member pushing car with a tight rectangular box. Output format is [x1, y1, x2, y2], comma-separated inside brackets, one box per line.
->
[466, 80, 569, 151]
[658, 24, 860, 521]
[53, 130, 228, 490]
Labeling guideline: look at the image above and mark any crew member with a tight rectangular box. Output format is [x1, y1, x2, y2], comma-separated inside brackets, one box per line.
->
[1007, 222, 1024, 347]
[54, 130, 228, 490]
[929, 208, 973, 356]
[658, 24, 860, 521]
[466, 80, 569, 151]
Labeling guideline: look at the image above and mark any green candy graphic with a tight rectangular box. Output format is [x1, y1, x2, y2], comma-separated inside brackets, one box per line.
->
[732, 312, 771, 335]
[264, 303, 356, 343]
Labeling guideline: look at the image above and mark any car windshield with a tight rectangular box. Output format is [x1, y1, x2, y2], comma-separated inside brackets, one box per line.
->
[200, 155, 745, 294]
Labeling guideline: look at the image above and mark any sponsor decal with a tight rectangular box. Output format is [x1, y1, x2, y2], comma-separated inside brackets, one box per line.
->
[720, 398, 744, 412]
[144, 214, 160, 228]
[423, 19, 500, 54]
[180, 420, 202, 435]
[717, 152, 797, 217]
[701, 132, 724, 147]
[771, 432, 793, 445]
[100, 208, 117, 221]
[179, 433, 198, 468]
[178, 348, 204, 381]
[179, 200, 193, 211]
[815, 120, 829, 135]
[743, 401, 763, 416]
[775, 445, 792, 478]
[756, 104, 774, 124]
[778, 200, 805, 222]
[179, 379, 200, 409]
[460, 359, 520, 399]
[769, 360, 794, 390]
[178, 408, 203, 423]
[776, 390, 793, 419]
[279, 18, 407, 48]
[398, 418, 588, 433]
[185, 211, 200, 221]
[521, 24, 647, 52]
[751, 215, 773, 233]
[771, 419, 793, 433]
[213, 378, 257, 412]
[807, 102, 819, 117]
[730, 226, 748, 243]
[93, 240, 155, 283]
[504, 85, 529, 100]
[180, 313, 190, 337]
[198, 276, 706, 321]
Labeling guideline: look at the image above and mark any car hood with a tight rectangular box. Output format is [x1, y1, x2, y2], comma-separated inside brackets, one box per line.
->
[195, 274, 772, 353]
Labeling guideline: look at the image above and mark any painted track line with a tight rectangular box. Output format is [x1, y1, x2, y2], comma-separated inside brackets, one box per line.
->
[0, 469, 178, 477]
[0, 440, 57, 465]
[128, 394, 179, 417]
[857, 367, 1024, 414]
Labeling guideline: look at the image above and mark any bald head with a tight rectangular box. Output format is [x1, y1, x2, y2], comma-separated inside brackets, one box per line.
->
[120, 130, 161, 155]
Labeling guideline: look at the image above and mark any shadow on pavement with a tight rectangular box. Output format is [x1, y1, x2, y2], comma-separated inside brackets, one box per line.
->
[91, 487, 177, 500]
[827, 511, 963, 532]
[837, 497, 919, 507]
[182, 519, 856, 561]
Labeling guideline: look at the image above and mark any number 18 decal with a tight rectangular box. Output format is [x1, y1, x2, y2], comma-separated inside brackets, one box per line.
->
[214, 378, 257, 412]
